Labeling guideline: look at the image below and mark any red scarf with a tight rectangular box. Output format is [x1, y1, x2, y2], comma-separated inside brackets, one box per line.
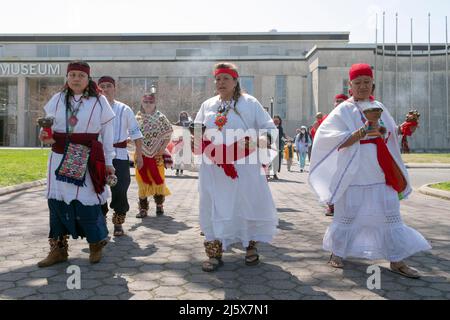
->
[360, 137, 407, 193]
[138, 155, 164, 185]
[193, 137, 254, 180]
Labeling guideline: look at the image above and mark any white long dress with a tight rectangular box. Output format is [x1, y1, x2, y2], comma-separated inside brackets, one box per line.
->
[44, 92, 115, 206]
[309, 98, 431, 262]
[195, 94, 278, 250]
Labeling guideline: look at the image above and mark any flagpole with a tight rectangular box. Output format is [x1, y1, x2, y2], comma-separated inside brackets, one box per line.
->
[410, 18, 413, 108]
[395, 13, 399, 123]
[446, 16, 449, 138]
[382, 11, 386, 100]
[428, 13, 431, 138]
[375, 13, 378, 81]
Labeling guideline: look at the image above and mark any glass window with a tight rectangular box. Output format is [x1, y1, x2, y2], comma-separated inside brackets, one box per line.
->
[26, 77, 64, 146]
[192, 77, 208, 119]
[259, 46, 279, 56]
[343, 79, 349, 97]
[0, 78, 18, 146]
[37, 45, 70, 57]
[158, 77, 191, 122]
[48, 46, 59, 57]
[117, 77, 158, 112]
[59, 45, 70, 57]
[176, 49, 202, 57]
[118, 76, 209, 122]
[37, 45, 47, 57]
[275, 75, 287, 119]
[230, 46, 249, 56]
[240, 76, 254, 96]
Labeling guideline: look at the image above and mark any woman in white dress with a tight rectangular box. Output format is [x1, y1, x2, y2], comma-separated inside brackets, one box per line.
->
[193, 62, 278, 272]
[309, 63, 431, 278]
[37, 61, 115, 267]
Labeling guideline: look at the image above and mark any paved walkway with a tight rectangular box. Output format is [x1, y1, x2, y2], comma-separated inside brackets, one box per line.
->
[0, 166, 449, 300]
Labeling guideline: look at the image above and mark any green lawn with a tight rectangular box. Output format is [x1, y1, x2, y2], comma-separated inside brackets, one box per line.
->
[0, 149, 50, 187]
[430, 182, 450, 192]
[402, 153, 450, 164]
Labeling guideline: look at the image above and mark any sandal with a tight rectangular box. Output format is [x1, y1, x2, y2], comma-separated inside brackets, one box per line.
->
[136, 209, 148, 219]
[390, 261, 420, 279]
[202, 257, 223, 272]
[328, 254, 344, 268]
[245, 247, 260, 266]
[113, 225, 124, 237]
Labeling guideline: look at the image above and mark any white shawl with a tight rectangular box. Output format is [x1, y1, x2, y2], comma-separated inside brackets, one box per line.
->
[308, 98, 412, 205]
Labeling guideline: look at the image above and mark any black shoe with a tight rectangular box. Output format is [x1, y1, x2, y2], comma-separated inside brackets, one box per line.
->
[156, 206, 164, 216]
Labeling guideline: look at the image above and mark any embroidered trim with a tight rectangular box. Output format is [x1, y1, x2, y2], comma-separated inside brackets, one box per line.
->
[54, 143, 90, 187]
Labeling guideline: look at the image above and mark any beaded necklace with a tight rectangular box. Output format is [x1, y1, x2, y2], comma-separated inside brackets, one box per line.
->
[67, 96, 83, 131]
[215, 99, 233, 131]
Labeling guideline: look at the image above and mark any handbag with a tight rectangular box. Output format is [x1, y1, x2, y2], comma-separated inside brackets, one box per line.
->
[55, 142, 90, 186]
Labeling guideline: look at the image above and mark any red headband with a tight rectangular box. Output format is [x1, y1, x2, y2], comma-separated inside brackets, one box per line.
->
[335, 94, 349, 101]
[67, 63, 90, 76]
[142, 95, 156, 103]
[214, 68, 239, 79]
[98, 76, 115, 86]
[349, 63, 373, 81]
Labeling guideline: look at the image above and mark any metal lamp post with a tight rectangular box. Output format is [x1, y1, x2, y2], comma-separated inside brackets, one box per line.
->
[270, 97, 274, 118]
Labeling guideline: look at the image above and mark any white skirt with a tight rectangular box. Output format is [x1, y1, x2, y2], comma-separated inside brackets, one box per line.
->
[199, 162, 278, 250]
[46, 151, 110, 206]
[323, 183, 431, 262]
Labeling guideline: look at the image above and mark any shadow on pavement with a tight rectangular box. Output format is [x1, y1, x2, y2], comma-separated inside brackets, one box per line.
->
[0, 235, 160, 300]
[129, 215, 191, 235]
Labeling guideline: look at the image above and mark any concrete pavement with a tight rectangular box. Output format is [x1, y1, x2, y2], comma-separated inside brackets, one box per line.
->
[0, 166, 449, 300]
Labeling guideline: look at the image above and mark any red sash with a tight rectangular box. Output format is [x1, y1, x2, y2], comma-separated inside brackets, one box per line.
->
[52, 132, 106, 194]
[113, 140, 127, 148]
[193, 137, 254, 180]
[138, 155, 164, 185]
[360, 137, 407, 193]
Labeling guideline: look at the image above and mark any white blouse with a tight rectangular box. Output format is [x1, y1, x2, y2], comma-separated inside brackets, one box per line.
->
[43, 92, 115, 205]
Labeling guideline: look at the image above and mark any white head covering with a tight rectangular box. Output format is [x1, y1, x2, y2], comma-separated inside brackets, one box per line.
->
[355, 100, 379, 112]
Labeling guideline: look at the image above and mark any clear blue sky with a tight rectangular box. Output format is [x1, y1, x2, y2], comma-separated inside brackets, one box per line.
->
[1, 0, 449, 43]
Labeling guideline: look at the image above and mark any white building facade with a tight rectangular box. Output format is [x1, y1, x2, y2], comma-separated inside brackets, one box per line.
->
[0, 33, 448, 151]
